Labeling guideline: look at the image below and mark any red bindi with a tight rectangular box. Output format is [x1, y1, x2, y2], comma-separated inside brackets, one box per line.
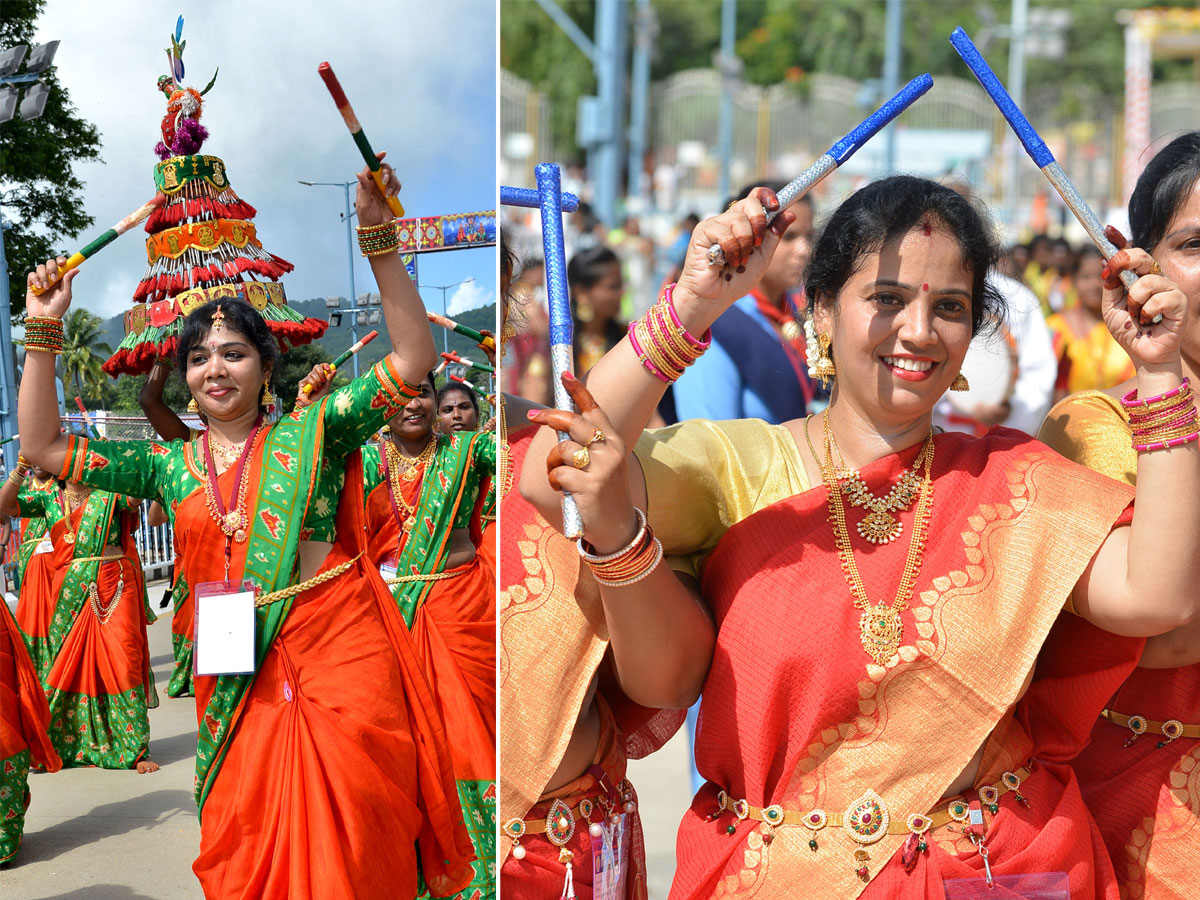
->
[921, 220, 933, 236]
[922, 283, 929, 291]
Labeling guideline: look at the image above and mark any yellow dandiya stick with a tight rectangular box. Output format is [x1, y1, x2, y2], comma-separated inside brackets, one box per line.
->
[318, 62, 404, 218]
[31, 195, 166, 295]
[300, 329, 379, 396]
[426, 310, 495, 351]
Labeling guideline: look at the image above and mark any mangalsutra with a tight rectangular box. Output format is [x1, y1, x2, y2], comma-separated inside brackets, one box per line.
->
[821, 411, 935, 667]
[828, 429, 932, 545]
[199, 421, 263, 544]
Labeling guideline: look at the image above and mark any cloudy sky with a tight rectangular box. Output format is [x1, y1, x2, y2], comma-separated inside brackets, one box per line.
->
[32, 0, 497, 322]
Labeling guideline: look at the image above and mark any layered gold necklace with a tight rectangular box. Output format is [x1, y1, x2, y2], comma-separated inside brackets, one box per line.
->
[820, 412, 936, 666]
[384, 438, 432, 535]
[497, 396, 514, 503]
[390, 436, 437, 481]
[828, 428, 931, 545]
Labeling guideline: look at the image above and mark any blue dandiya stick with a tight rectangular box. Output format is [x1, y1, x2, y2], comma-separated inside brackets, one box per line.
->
[535, 162, 584, 539]
[948, 28, 1156, 322]
[707, 73, 934, 266]
[500, 185, 580, 213]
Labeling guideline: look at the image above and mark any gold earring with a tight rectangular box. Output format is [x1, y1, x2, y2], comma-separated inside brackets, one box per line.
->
[814, 332, 836, 388]
[950, 373, 970, 392]
[576, 299, 594, 324]
[262, 386, 276, 413]
[187, 396, 199, 413]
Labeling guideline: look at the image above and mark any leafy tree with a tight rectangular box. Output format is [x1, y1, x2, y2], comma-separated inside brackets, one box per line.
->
[58, 308, 111, 404]
[271, 341, 334, 416]
[1, 0, 103, 317]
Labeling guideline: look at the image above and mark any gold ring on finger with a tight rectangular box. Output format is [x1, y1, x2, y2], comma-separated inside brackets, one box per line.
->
[584, 428, 606, 448]
[1149, 259, 1163, 275]
[726, 201, 738, 212]
[571, 447, 591, 470]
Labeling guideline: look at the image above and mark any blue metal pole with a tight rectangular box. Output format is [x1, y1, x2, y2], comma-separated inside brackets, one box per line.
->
[342, 182, 360, 379]
[591, 0, 627, 227]
[882, 0, 903, 175]
[0, 215, 19, 474]
[717, 0, 737, 203]
[627, 0, 653, 207]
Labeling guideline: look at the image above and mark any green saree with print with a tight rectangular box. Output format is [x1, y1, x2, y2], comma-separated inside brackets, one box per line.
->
[56, 357, 473, 900]
[365, 429, 497, 900]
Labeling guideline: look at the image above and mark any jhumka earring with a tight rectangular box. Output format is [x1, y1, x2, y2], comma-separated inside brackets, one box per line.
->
[261, 386, 276, 415]
[950, 373, 971, 392]
[814, 332, 837, 388]
[187, 396, 200, 413]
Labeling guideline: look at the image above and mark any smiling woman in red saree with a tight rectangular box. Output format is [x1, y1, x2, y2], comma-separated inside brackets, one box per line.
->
[18, 160, 474, 899]
[521, 176, 1200, 899]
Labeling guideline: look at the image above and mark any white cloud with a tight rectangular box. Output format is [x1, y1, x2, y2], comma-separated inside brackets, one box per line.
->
[444, 278, 493, 316]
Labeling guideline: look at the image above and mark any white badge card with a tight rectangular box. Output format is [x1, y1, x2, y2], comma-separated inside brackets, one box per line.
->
[379, 556, 399, 583]
[194, 580, 257, 676]
[591, 813, 629, 900]
[33, 539, 53, 555]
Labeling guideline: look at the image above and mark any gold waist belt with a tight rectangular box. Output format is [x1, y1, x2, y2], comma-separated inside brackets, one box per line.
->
[716, 765, 1032, 847]
[503, 777, 634, 859]
[384, 566, 469, 587]
[255, 554, 361, 608]
[1102, 708, 1197, 746]
[70, 553, 127, 566]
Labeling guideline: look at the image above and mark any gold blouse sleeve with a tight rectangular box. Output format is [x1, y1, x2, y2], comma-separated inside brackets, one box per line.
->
[634, 418, 810, 577]
[1037, 390, 1136, 487]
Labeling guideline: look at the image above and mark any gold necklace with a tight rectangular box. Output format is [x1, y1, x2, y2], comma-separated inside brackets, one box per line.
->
[827, 426, 932, 545]
[58, 485, 91, 544]
[384, 440, 421, 534]
[392, 436, 437, 481]
[497, 395, 514, 503]
[209, 437, 248, 468]
[821, 411, 935, 667]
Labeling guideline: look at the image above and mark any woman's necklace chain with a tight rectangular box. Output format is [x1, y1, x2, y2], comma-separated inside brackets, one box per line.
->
[392, 436, 437, 481]
[57, 485, 88, 545]
[820, 411, 936, 667]
[827, 424, 931, 545]
[384, 439, 424, 535]
[497, 396, 514, 503]
[200, 421, 262, 543]
[209, 436, 248, 469]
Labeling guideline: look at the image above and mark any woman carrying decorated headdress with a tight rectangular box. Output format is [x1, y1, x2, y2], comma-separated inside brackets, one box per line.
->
[520, 175, 1199, 898]
[0, 461, 66, 682]
[18, 159, 473, 899]
[1038, 130, 1200, 900]
[497, 233, 683, 900]
[297, 341, 497, 900]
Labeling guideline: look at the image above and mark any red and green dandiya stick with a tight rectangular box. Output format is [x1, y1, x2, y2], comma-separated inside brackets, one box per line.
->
[73, 396, 101, 439]
[318, 62, 405, 218]
[426, 310, 495, 351]
[31, 194, 166, 295]
[0, 433, 18, 447]
[440, 350, 495, 374]
[301, 329, 379, 396]
[449, 373, 488, 397]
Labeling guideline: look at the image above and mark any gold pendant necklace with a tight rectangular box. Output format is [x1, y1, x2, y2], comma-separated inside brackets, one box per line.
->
[58, 485, 90, 544]
[821, 412, 936, 666]
[392, 436, 437, 481]
[497, 395, 514, 503]
[384, 440, 421, 534]
[828, 428, 930, 545]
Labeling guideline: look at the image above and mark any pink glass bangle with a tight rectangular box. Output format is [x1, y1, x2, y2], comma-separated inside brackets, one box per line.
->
[1133, 431, 1200, 452]
[627, 322, 673, 384]
[1121, 377, 1190, 409]
[661, 283, 712, 350]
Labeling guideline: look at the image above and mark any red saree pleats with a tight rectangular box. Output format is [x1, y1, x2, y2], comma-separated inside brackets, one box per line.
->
[14, 548, 58, 682]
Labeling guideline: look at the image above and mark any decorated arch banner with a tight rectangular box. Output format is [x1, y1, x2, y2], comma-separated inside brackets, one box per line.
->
[395, 211, 496, 253]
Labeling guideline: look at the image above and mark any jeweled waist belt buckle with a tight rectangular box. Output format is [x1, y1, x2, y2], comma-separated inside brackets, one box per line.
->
[503, 774, 635, 862]
[1102, 708, 1197, 749]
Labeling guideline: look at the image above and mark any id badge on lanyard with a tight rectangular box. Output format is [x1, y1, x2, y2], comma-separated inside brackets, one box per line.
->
[379, 555, 399, 583]
[590, 813, 629, 900]
[193, 579, 258, 676]
[33, 539, 52, 555]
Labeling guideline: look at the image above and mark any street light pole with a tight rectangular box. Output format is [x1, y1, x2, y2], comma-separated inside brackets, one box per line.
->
[420, 278, 475, 354]
[299, 179, 361, 378]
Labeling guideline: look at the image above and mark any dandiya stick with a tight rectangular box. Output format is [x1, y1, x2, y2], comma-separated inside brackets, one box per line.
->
[440, 350, 495, 374]
[31, 195, 166, 295]
[706, 73, 934, 266]
[531, 162, 584, 538]
[0, 433, 18, 447]
[426, 310, 495, 351]
[500, 186, 580, 213]
[318, 62, 405, 218]
[300, 329, 378, 396]
[73, 397, 100, 439]
[449, 373, 488, 397]
[948, 28, 1156, 321]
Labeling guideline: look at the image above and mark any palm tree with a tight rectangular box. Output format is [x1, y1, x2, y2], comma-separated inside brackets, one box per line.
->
[58, 309, 112, 403]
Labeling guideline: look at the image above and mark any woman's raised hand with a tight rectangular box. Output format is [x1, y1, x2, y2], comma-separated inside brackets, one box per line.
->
[528, 372, 638, 554]
[672, 188, 796, 327]
[26, 257, 78, 319]
[1101, 228, 1187, 369]
[354, 152, 400, 228]
[294, 363, 335, 409]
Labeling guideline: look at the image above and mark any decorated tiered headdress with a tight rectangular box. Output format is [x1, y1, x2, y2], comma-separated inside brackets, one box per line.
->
[103, 17, 327, 376]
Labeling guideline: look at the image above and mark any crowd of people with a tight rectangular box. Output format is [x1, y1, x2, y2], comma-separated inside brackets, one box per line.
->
[499, 131, 1199, 900]
[2, 161, 497, 900]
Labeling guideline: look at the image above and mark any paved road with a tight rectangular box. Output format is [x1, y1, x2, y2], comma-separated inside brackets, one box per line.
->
[626, 726, 695, 899]
[2, 581, 205, 900]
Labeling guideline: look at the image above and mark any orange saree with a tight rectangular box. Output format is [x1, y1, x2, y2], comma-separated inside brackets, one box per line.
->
[1040, 390, 1200, 898]
[499, 420, 682, 900]
[14, 480, 64, 683]
[635, 421, 1135, 900]
[0, 595, 62, 863]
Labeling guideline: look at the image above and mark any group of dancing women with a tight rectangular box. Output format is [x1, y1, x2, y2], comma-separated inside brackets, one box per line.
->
[500, 131, 1200, 900]
[4, 159, 496, 900]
